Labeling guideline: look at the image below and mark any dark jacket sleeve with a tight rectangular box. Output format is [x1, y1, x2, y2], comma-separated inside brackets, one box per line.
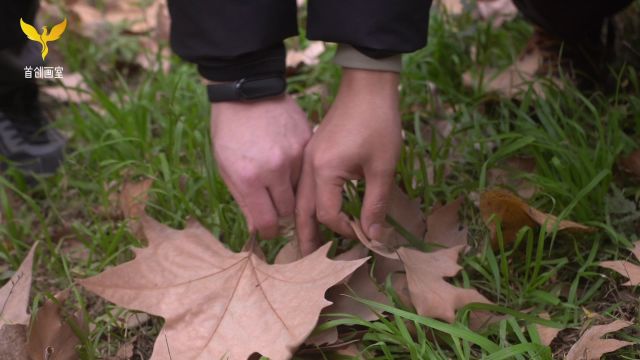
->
[307, 0, 433, 59]
[167, 0, 298, 81]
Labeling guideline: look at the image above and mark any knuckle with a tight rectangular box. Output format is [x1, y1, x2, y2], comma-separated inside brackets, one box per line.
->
[316, 209, 335, 225]
[311, 152, 331, 170]
[367, 201, 388, 216]
[268, 149, 294, 172]
[237, 167, 260, 185]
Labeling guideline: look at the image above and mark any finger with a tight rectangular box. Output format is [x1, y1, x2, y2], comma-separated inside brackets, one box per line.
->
[315, 174, 356, 239]
[295, 161, 322, 256]
[268, 180, 295, 217]
[243, 188, 280, 239]
[290, 150, 304, 188]
[361, 167, 396, 241]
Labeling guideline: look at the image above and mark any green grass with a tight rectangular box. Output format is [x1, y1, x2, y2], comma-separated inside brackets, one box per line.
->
[2, 2, 640, 359]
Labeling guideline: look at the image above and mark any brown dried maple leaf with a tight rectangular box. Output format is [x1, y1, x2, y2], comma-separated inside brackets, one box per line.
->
[424, 196, 468, 248]
[397, 246, 491, 323]
[480, 189, 593, 247]
[79, 216, 366, 360]
[0, 243, 37, 360]
[27, 290, 85, 360]
[0, 243, 37, 328]
[566, 320, 633, 360]
[600, 242, 640, 286]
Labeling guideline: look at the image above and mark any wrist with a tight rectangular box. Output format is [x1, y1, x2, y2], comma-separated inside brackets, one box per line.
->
[336, 69, 400, 106]
[339, 68, 399, 95]
[206, 75, 287, 103]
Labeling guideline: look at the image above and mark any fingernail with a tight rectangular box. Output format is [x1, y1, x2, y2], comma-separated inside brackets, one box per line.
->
[368, 223, 383, 241]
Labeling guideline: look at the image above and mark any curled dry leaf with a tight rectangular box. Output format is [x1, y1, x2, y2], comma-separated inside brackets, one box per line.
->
[119, 179, 153, 237]
[600, 242, 640, 286]
[79, 216, 366, 360]
[619, 149, 640, 179]
[480, 189, 593, 247]
[350, 186, 425, 259]
[566, 320, 633, 360]
[534, 312, 561, 346]
[26, 290, 86, 360]
[352, 220, 398, 259]
[0, 243, 37, 328]
[487, 156, 537, 199]
[424, 197, 468, 248]
[0, 325, 28, 360]
[397, 246, 491, 323]
[0, 243, 37, 359]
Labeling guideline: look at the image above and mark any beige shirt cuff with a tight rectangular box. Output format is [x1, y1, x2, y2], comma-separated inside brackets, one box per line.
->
[333, 44, 402, 73]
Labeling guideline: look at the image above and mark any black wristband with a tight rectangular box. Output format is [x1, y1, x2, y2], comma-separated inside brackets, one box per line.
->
[207, 75, 286, 102]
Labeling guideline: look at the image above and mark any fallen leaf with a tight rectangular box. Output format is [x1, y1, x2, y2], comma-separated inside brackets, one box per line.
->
[535, 312, 561, 346]
[79, 216, 366, 359]
[436, 0, 464, 15]
[619, 149, 640, 179]
[69, 0, 165, 36]
[599, 242, 640, 286]
[424, 197, 468, 248]
[487, 156, 537, 199]
[322, 246, 385, 321]
[566, 320, 633, 360]
[120, 179, 153, 219]
[397, 246, 491, 323]
[119, 178, 153, 236]
[26, 290, 86, 360]
[111, 337, 136, 360]
[476, 0, 518, 27]
[462, 48, 550, 98]
[480, 189, 593, 246]
[304, 245, 390, 347]
[286, 41, 325, 69]
[352, 220, 398, 259]
[0, 325, 28, 360]
[0, 243, 37, 328]
[112, 309, 151, 329]
[41, 73, 91, 103]
[389, 273, 412, 307]
[386, 185, 426, 246]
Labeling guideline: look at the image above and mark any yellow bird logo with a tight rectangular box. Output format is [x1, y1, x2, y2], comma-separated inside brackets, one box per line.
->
[20, 18, 67, 61]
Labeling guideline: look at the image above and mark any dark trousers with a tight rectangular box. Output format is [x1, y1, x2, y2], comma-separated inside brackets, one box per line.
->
[0, 0, 636, 81]
[512, 0, 634, 41]
[0, 0, 43, 111]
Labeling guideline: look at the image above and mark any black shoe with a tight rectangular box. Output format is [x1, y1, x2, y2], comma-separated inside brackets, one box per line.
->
[0, 84, 65, 176]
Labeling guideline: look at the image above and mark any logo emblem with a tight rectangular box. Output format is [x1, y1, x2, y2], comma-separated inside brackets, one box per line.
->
[20, 18, 67, 61]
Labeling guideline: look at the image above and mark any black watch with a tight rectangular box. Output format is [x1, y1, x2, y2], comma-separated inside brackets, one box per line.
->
[207, 75, 286, 102]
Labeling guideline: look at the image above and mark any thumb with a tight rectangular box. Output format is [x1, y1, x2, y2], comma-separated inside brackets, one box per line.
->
[361, 168, 395, 241]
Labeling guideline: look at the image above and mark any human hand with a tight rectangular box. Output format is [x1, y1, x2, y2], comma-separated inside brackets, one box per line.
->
[295, 68, 402, 255]
[210, 94, 312, 239]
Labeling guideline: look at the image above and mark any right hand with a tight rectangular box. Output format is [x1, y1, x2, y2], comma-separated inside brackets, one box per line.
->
[210, 94, 312, 239]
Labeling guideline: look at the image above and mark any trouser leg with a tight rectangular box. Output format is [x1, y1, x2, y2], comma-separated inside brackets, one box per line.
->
[307, 0, 433, 57]
[167, 0, 297, 81]
[512, 0, 634, 41]
[0, 0, 44, 116]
